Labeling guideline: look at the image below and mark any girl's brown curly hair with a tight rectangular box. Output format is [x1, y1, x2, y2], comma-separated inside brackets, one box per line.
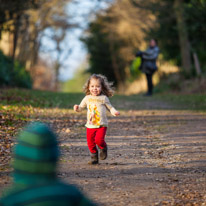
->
[83, 74, 115, 97]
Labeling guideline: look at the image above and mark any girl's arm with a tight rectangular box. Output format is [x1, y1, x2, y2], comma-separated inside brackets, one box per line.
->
[73, 96, 87, 112]
[111, 108, 120, 116]
[105, 97, 120, 116]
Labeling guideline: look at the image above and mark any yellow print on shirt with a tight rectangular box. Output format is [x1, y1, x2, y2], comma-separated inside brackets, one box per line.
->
[88, 98, 104, 104]
[88, 104, 100, 126]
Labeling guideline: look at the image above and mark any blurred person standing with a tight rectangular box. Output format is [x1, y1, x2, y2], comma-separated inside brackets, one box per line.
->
[0, 122, 96, 206]
[136, 39, 159, 96]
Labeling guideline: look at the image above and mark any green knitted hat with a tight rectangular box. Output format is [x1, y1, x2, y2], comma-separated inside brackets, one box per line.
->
[13, 122, 59, 186]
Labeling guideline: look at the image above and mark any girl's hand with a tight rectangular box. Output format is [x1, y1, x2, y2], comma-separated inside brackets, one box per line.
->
[73, 105, 79, 112]
[111, 108, 120, 116]
[114, 111, 120, 116]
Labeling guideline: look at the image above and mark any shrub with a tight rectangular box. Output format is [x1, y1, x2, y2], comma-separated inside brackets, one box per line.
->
[0, 51, 32, 88]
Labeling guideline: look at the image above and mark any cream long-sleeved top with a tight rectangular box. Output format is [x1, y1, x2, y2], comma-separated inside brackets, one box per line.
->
[77, 95, 118, 128]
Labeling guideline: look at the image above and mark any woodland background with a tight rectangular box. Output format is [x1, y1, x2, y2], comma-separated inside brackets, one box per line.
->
[1, 2, 206, 205]
[0, 0, 206, 93]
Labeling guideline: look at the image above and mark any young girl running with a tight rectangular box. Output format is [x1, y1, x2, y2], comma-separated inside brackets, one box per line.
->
[73, 74, 120, 164]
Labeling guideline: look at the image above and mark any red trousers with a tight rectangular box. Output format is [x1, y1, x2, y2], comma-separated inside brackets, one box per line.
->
[86, 127, 107, 154]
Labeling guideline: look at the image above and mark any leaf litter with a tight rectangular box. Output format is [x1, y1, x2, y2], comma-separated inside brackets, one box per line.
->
[0, 90, 206, 205]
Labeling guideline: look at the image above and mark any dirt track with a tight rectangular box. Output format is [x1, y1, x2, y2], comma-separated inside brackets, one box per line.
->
[1, 97, 206, 205]
[58, 107, 206, 206]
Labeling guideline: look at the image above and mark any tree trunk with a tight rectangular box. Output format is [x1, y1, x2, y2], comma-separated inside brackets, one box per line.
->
[12, 14, 21, 60]
[193, 52, 201, 76]
[174, 0, 191, 73]
[54, 61, 60, 91]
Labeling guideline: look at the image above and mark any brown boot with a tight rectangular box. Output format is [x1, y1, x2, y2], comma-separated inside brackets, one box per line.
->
[88, 152, 98, 165]
[99, 146, 107, 160]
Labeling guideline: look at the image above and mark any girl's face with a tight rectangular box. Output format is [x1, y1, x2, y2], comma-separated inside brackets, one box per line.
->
[89, 78, 102, 96]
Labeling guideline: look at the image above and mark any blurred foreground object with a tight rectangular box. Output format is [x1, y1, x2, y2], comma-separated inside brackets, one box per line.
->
[0, 122, 96, 206]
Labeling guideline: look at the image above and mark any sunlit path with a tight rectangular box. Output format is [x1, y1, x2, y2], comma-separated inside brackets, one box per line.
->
[58, 110, 206, 206]
[0, 89, 206, 205]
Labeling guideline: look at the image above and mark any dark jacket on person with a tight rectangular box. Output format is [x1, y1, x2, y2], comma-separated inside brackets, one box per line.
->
[136, 46, 159, 74]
